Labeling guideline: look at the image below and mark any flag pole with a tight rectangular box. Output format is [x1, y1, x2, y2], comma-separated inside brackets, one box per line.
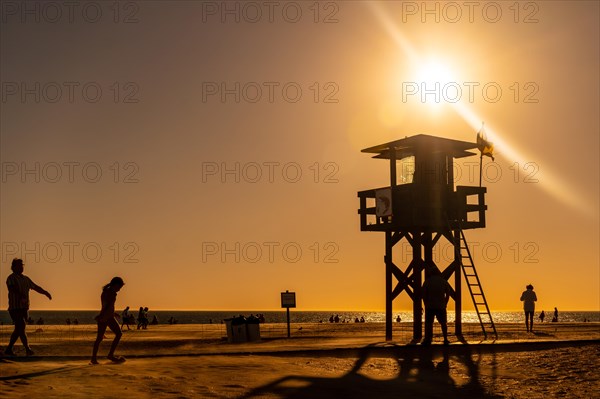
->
[479, 152, 483, 187]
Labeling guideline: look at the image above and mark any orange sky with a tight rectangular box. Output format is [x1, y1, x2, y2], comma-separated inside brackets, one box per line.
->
[1, 1, 598, 312]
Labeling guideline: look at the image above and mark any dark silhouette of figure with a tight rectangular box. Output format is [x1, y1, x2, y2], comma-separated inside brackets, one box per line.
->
[36, 317, 44, 325]
[73, 318, 79, 325]
[539, 310, 545, 323]
[520, 284, 537, 332]
[329, 315, 334, 323]
[396, 315, 402, 323]
[552, 307, 558, 322]
[91, 277, 125, 364]
[334, 314, 340, 323]
[137, 307, 150, 329]
[150, 315, 158, 325]
[4, 258, 52, 357]
[360, 316, 365, 323]
[422, 268, 451, 345]
[121, 306, 131, 331]
[66, 318, 71, 325]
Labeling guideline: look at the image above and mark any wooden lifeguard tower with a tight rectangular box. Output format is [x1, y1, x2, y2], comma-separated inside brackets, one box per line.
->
[357, 134, 496, 341]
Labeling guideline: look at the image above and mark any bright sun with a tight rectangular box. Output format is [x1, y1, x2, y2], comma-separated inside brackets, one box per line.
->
[417, 61, 456, 85]
[413, 59, 458, 106]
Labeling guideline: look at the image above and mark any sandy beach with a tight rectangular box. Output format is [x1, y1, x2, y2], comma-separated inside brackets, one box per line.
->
[1, 322, 598, 398]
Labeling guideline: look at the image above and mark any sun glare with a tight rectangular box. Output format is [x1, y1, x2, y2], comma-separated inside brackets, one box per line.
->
[416, 61, 456, 86]
[413, 60, 458, 107]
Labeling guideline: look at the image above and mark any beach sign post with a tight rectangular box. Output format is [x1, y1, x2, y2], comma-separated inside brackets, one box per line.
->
[358, 134, 497, 341]
[281, 290, 296, 338]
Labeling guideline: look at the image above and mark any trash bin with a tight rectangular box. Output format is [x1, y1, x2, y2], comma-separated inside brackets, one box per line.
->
[246, 316, 261, 342]
[224, 316, 248, 343]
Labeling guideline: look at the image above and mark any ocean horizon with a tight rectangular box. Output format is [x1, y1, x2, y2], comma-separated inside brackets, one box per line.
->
[1, 310, 598, 326]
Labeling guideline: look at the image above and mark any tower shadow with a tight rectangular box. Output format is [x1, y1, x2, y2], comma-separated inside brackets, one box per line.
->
[240, 343, 501, 399]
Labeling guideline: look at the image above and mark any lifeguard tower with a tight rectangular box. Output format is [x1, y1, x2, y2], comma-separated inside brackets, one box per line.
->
[357, 134, 496, 341]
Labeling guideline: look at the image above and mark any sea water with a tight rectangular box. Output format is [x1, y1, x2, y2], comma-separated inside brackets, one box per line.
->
[0, 310, 598, 325]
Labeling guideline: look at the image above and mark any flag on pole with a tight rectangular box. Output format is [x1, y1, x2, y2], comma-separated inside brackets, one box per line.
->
[476, 124, 495, 161]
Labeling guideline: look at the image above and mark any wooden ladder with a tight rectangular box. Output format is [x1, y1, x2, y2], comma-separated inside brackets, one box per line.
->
[458, 229, 498, 339]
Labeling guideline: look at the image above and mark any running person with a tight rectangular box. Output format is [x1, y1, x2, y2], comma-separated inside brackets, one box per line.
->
[91, 277, 126, 364]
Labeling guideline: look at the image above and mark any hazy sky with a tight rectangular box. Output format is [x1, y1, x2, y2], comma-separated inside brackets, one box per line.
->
[1, 1, 598, 312]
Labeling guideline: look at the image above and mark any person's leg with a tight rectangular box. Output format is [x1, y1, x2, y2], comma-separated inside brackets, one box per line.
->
[438, 310, 449, 343]
[524, 311, 530, 332]
[91, 322, 108, 363]
[528, 312, 534, 332]
[423, 309, 434, 344]
[106, 318, 123, 359]
[5, 310, 25, 354]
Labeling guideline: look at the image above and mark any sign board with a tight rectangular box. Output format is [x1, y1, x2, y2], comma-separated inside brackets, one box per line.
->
[281, 291, 296, 308]
[375, 188, 392, 217]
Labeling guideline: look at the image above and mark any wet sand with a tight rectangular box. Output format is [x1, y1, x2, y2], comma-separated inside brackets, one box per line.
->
[1, 322, 598, 398]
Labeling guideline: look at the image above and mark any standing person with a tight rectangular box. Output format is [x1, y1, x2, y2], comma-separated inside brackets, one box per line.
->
[539, 310, 545, 323]
[121, 306, 131, 331]
[520, 284, 537, 332]
[552, 307, 559, 322]
[91, 277, 125, 364]
[422, 268, 451, 346]
[4, 258, 52, 356]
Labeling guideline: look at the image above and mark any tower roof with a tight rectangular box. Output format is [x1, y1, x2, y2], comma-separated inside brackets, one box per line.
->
[361, 134, 478, 160]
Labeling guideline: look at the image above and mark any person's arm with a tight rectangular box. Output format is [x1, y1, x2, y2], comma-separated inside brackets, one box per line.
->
[29, 278, 52, 300]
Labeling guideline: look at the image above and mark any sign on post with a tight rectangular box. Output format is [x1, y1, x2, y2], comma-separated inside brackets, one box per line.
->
[281, 290, 296, 338]
[281, 291, 296, 308]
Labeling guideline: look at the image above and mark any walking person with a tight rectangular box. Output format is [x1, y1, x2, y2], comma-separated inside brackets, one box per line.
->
[4, 258, 52, 356]
[422, 268, 451, 345]
[539, 310, 545, 323]
[520, 284, 537, 332]
[121, 306, 131, 331]
[91, 277, 126, 364]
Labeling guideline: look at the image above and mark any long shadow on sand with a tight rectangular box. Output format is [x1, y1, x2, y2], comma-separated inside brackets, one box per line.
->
[240, 343, 502, 399]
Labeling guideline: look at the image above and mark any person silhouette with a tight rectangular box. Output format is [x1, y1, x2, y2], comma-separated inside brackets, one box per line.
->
[121, 306, 131, 331]
[91, 277, 125, 364]
[539, 310, 545, 323]
[422, 268, 451, 345]
[520, 284, 537, 332]
[4, 258, 52, 356]
[552, 307, 559, 322]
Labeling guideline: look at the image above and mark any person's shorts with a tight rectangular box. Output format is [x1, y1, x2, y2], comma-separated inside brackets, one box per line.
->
[425, 308, 447, 323]
[8, 308, 28, 324]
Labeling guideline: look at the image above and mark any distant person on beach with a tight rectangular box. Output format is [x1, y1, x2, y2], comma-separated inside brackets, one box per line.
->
[334, 314, 340, 323]
[396, 315, 402, 323]
[520, 284, 537, 332]
[4, 258, 52, 357]
[539, 310, 545, 323]
[150, 315, 158, 325]
[422, 268, 451, 346]
[91, 277, 126, 364]
[137, 307, 149, 329]
[121, 306, 131, 331]
[552, 307, 559, 322]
